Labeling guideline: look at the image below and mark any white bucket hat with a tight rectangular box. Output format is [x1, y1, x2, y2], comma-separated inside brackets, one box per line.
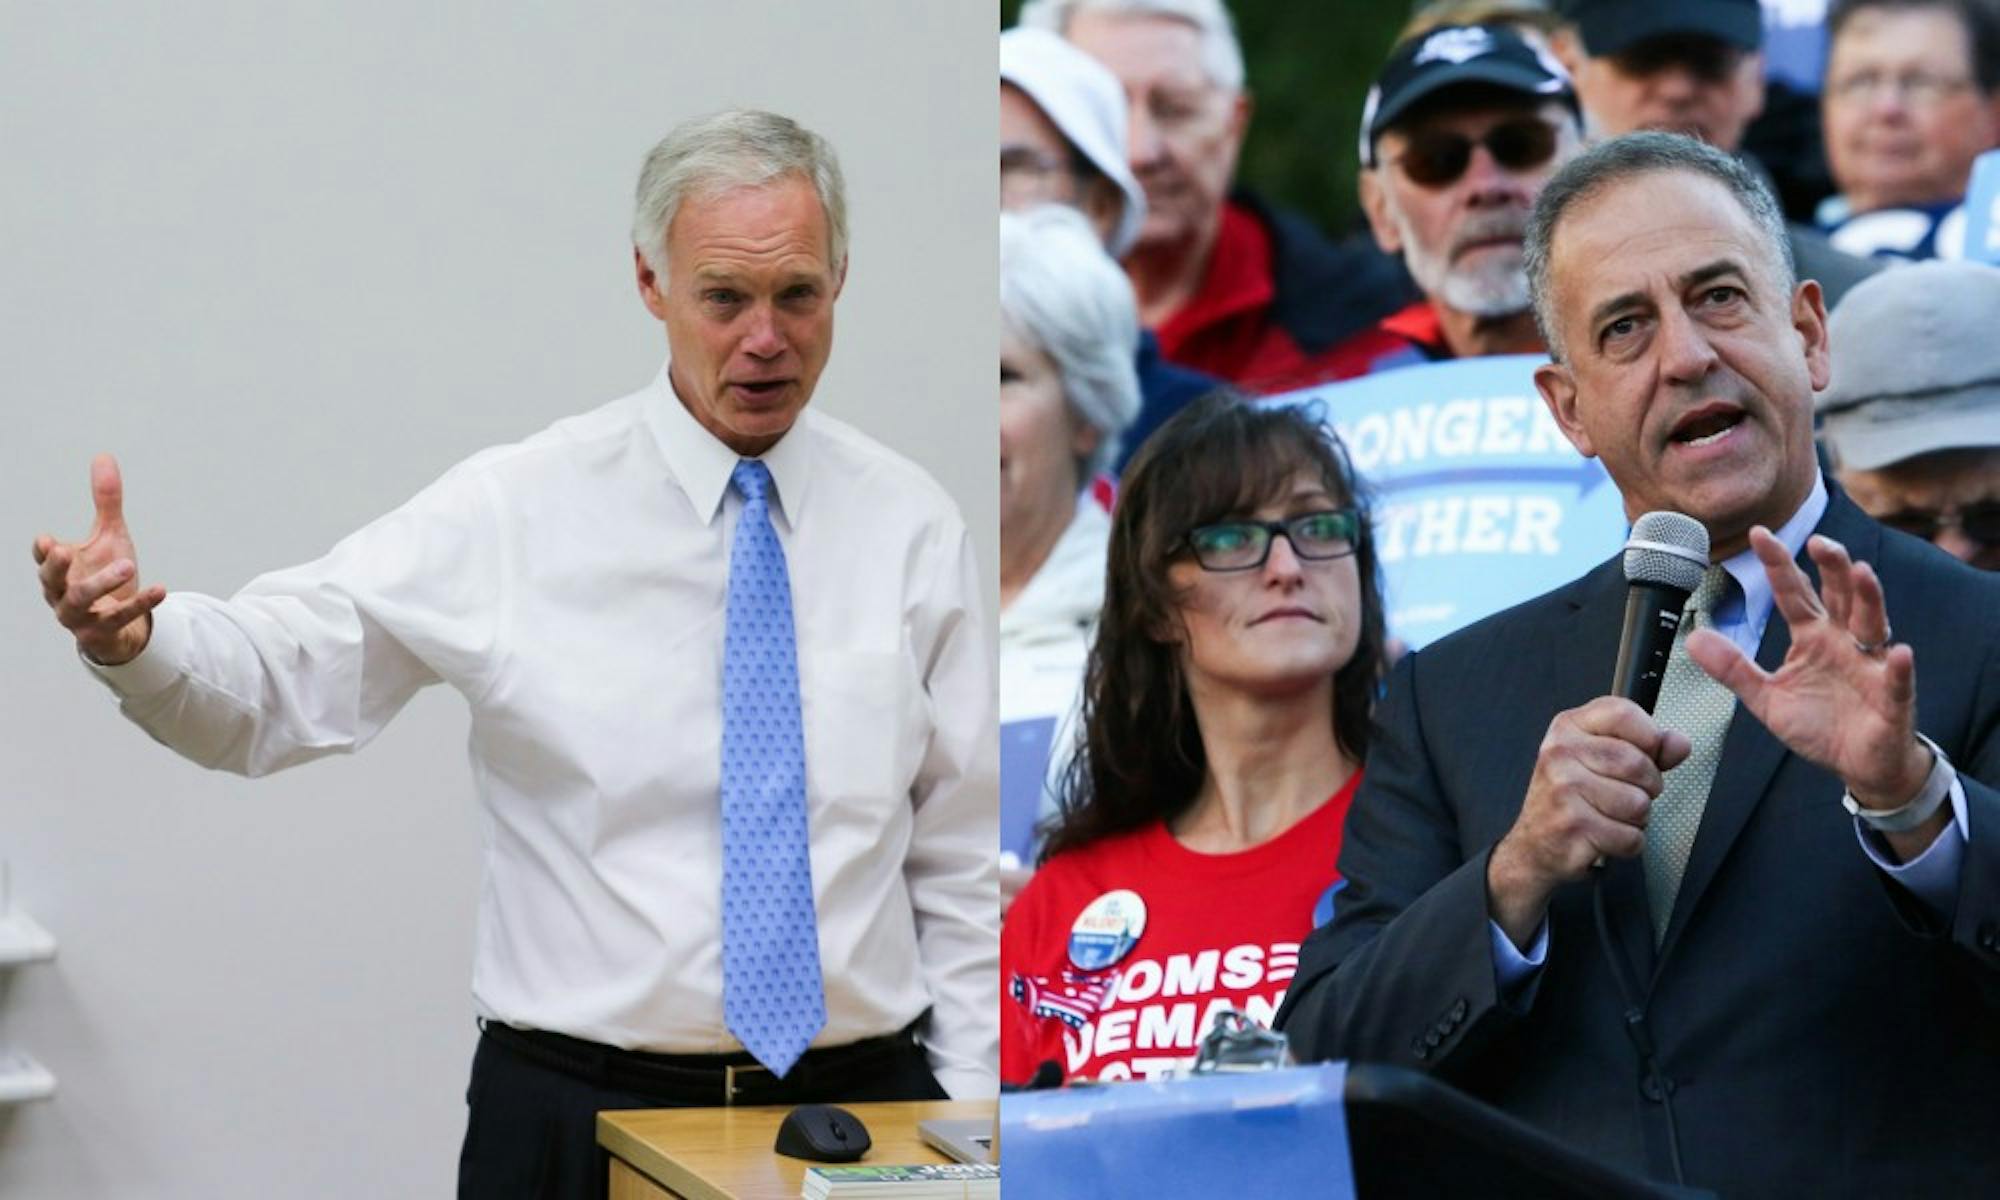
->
[1001, 26, 1148, 258]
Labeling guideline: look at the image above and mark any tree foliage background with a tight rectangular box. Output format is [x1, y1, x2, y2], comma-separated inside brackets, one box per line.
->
[1000, 3, 1420, 239]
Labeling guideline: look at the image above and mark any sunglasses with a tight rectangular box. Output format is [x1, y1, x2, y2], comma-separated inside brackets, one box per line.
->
[1388, 118, 1559, 187]
[1878, 500, 2000, 548]
[1182, 509, 1363, 572]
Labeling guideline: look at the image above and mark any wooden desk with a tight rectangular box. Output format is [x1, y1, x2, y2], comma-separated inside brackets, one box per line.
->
[599, 1099, 994, 1200]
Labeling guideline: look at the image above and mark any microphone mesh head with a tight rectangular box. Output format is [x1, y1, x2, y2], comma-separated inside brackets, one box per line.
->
[1624, 511, 1709, 591]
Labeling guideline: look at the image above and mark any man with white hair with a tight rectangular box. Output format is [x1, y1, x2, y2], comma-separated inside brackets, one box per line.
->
[32, 109, 998, 1198]
[1270, 23, 1585, 388]
[1021, 0, 1418, 389]
[1002, 24, 1216, 467]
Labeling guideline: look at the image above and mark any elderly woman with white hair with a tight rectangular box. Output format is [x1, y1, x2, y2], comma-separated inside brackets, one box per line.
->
[1000, 205, 1143, 882]
[1001, 205, 1141, 619]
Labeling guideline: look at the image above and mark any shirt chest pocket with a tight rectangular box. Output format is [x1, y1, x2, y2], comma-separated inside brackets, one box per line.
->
[801, 649, 927, 804]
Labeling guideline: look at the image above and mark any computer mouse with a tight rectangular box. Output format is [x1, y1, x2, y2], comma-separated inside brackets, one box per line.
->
[774, 1102, 873, 1163]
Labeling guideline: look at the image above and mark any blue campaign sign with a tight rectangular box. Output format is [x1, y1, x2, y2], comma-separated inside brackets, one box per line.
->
[1266, 355, 1626, 651]
[1000, 716, 1057, 863]
[1961, 149, 2000, 266]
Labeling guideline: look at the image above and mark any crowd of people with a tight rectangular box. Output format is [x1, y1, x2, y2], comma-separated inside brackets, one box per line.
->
[999, 0, 2000, 1192]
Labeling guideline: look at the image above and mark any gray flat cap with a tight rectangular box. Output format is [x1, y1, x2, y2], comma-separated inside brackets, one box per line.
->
[1818, 260, 2000, 470]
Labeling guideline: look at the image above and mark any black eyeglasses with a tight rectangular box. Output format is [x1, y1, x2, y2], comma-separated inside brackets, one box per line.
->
[1878, 500, 2000, 547]
[1182, 509, 1363, 571]
[1389, 118, 1559, 187]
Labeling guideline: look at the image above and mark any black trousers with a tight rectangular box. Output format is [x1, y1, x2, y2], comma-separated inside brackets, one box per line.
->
[456, 1021, 947, 1200]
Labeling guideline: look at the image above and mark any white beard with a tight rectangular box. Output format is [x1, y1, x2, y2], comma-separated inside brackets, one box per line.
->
[1392, 203, 1532, 319]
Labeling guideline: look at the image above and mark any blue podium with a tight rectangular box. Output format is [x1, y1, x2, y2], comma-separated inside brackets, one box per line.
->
[1002, 1062, 1713, 1198]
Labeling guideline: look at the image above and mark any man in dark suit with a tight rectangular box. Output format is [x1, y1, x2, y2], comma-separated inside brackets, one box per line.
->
[1275, 131, 2000, 1197]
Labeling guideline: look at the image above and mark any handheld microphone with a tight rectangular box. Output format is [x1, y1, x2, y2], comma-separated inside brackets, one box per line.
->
[1612, 512, 1710, 712]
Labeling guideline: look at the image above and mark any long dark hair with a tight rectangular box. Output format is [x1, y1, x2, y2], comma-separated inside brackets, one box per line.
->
[1041, 393, 1389, 862]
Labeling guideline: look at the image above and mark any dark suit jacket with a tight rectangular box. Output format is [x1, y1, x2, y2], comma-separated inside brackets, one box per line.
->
[1276, 491, 2000, 1197]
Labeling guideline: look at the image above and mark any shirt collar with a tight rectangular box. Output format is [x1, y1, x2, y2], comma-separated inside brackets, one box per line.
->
[1714, 471, 1827, 634]
[643, 362, 813, 529]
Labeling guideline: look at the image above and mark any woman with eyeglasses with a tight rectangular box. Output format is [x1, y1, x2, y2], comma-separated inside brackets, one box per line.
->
[1001, 394, 1389, 1086]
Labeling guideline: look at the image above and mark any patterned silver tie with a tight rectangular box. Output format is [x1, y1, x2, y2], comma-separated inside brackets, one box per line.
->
[1644, 566, 1737, 944]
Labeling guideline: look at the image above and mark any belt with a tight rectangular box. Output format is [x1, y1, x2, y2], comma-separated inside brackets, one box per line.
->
[477, 1016, 926, 1106]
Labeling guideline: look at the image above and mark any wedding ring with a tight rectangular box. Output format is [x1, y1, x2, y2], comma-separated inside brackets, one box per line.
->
[1854, 623, 1893, 656]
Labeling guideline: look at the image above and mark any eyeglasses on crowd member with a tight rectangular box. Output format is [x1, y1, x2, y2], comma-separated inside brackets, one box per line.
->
[1816, 0, 2000, 261]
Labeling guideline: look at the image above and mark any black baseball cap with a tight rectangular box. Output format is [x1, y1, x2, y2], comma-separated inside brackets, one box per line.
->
[1360, 24, 1579, 167]
[1559, 0, 1764, 57]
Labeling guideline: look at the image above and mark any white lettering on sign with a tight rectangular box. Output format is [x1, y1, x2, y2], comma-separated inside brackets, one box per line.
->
[1375, 495, 1564, 563]
[1337, 394, 1568, 472]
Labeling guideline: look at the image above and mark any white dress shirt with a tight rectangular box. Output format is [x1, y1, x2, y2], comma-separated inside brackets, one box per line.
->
[89, 366, 1001, 1098]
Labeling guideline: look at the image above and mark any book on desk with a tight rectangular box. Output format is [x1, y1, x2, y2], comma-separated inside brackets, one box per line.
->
[800, 1162, 999, 1199]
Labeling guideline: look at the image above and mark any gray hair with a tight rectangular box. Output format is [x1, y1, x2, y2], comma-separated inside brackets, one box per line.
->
[631, 109, 848, 275]
[1524, 132, 1794, 361]
[1018, 0, 1246, 92]
[1001, 205, 1143, 477]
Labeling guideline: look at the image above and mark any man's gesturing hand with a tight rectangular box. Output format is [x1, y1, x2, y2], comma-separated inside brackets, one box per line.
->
[1686, 527, 1940, 855]
[1487, 698, 1692, 948]
[33, 454, 165, 666]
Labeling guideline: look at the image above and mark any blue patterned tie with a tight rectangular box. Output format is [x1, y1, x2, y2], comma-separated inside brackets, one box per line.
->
[720, 459, 826, 1076]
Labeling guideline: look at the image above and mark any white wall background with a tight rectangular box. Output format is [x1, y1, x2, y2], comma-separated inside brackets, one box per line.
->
[0, 3, 996, 1196]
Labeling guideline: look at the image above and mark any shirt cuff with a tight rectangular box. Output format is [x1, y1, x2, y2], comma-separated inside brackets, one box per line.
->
[1856, 771, 1969, 920]
[1491, 916, 1549, 1006]
[81, 597, 188, 697]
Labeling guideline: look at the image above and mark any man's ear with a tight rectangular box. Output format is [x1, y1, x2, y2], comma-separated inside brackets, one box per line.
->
[1792, 277, 1830, 392]
[1535, 359, 1596, 458]
[1359, 169, 1401, 256]
[833, 255, 848, 301]
[1228, 87, 1253, 147]
[635, 248, 669, 322]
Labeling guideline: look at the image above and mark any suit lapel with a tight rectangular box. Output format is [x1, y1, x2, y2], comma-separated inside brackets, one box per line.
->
[1653, 493, 1883, 970]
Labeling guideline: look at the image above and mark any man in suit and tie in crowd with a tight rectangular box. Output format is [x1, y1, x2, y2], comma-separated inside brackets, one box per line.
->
[1277, 131, 2000, 1196]
[32, 109, 998, 1199]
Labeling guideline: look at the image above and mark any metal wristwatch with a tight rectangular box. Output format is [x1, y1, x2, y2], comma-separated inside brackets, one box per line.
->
[1842, 733, 1955, 834]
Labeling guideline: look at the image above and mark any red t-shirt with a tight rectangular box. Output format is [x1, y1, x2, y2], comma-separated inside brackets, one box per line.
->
[1001, 773, 1360, 1084]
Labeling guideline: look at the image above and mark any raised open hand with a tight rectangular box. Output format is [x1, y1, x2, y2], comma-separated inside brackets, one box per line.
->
[1684, 527, 1930, 810]
[32, 454, 166, 666]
